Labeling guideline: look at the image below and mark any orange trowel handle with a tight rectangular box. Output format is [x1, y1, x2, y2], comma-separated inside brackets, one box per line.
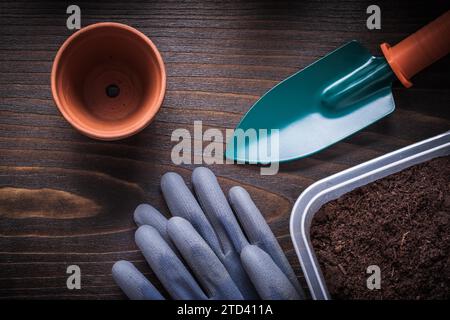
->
[381, 10, 450, 88]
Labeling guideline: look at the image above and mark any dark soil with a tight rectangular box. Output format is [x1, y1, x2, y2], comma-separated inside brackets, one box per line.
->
[310, 156, 450, 300]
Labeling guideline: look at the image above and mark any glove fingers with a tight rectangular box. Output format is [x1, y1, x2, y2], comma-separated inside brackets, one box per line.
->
[241, 245, 301, 300]
[135, 225, 207, 300]
[112, 260, 165, 300]
[161, 172, 222, 254]
[134, 204, 174, 249]
[192, 167, 259, 299]
[229, 186, 305, 297]
[134, 203, 182, 256]
[191, 167, 249, 253]
[167, 217, 244, 300]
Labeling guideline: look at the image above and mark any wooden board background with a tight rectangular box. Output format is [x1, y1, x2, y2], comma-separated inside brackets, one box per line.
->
[0, 0, 449, 299]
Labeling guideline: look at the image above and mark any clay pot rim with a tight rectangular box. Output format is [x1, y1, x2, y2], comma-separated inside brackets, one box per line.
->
[51, 22, 166, 140]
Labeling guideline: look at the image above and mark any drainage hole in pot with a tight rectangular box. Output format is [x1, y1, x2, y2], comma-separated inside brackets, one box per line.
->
[105, 84, 120, 98]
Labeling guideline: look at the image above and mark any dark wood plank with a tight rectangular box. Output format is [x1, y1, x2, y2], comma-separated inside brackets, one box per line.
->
[0, 0, 449, 299]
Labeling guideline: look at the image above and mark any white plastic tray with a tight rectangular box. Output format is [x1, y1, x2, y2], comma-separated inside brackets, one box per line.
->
[290, 131, 450, 300]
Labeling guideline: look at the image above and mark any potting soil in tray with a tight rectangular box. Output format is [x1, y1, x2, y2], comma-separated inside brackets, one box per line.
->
[311, 156, 449, 299]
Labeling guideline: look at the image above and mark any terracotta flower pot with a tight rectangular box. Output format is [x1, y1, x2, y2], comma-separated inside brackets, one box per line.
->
[51, 22, 166, 140]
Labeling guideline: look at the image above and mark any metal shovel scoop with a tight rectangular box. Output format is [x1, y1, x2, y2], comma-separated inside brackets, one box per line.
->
[226, 11, 450, 163]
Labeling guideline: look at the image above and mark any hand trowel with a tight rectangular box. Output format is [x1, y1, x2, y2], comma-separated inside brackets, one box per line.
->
[226, 11, 450, 163]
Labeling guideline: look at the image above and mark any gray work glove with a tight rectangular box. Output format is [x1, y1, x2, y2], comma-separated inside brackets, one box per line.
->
[112, 167, 304, 300]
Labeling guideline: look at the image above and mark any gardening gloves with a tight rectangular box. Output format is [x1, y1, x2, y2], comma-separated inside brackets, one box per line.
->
[112, 167, 305, 300]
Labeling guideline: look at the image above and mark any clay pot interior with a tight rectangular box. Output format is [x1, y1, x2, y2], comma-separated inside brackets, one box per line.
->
[52, 23, 165, 139]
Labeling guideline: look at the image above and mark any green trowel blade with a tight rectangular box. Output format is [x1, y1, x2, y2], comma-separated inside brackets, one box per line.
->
[226, 41, 397, 163]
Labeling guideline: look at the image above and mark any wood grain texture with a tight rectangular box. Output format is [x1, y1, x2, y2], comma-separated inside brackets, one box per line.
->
[0, 0, 449, 299]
